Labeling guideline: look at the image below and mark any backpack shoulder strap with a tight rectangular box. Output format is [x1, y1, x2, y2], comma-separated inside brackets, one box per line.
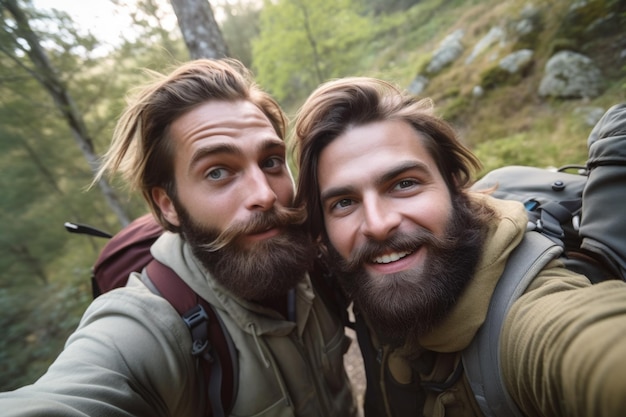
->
[462, 231, 563, 417]
[146, 260, 238, 417]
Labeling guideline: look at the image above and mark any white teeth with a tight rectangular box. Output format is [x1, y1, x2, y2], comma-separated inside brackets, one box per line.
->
[373, 251, 410, 264]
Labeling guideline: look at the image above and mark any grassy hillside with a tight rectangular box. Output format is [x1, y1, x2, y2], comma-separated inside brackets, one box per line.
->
[349, 0, 625, 175]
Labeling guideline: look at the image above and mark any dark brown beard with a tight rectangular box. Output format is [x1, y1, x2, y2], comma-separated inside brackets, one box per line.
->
[175, 201, 314, 302]
[326, 193, 487, 347]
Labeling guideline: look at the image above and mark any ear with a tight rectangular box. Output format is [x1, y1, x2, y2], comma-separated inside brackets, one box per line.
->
[152, 187, 180, 227]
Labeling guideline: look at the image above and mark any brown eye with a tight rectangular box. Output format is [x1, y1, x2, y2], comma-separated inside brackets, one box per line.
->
[262, 156, 284, 171]
[394, 179, 417, 190]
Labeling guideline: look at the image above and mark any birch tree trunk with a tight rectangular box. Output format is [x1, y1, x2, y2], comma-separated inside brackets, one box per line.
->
[169, 0, 230, 59]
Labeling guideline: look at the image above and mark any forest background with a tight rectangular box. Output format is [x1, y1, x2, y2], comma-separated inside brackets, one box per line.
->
[1, 0, 624, 390]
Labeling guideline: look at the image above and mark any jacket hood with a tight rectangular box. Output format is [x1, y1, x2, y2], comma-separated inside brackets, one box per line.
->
[418, 193, 528, 352]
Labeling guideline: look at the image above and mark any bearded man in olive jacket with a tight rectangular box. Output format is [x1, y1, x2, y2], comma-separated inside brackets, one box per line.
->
[293, 76, 626, 417]
[0, 59, 356, 417]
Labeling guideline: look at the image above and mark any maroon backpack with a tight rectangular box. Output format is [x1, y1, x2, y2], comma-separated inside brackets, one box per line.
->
[65, 214, 237, 417]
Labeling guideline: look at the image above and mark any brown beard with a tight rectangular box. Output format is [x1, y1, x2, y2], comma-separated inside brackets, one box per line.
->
[174, 201, 314, 302]
[325, 193, 487, 347]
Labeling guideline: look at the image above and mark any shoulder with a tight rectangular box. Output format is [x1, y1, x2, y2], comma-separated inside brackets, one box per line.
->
[82, 277, 192, 352]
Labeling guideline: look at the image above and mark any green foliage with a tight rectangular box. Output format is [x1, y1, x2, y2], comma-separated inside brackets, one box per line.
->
[218, 1, 262, 67]
[547, 37, 581, 55]
[252, 0, 374, 106]
[441, 94, 471, 123]
[361, 0, 421, 15]
[0, 277, 91, 391]
[472, 105, 593, 177]
[0, 0, 170, 386]
[555, 0, 620, 42]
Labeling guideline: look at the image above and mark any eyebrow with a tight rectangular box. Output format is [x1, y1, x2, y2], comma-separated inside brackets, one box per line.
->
[376, 161, 431, 186]
[189, 143, 241, 174]
[320, 160, 431, 204]
[188, 138, 286, 174]
[260, 139, 287, 154]
[320, 185, 357, 206]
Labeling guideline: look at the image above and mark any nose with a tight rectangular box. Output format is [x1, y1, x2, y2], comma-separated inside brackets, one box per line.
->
[360, 194, 401, 241]
[244, 167, 277, 211]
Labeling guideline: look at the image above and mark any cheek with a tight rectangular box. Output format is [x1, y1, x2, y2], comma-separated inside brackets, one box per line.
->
[273, 177, 295, 205]
[177, 183, 234, 231]
[191, 196, 227, 229]
[417, 195, 453, 237]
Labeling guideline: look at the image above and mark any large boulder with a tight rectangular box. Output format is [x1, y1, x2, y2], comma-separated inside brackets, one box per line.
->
[465, 26, 505, 65]
[538, 50, 604, 98]
[407, 75, 429, 96]
[426, 29, 465, 74]
[499, 49, 534, 74]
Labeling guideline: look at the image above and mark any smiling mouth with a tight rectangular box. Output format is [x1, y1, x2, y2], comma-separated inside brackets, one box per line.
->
[372, 250, 412, 264]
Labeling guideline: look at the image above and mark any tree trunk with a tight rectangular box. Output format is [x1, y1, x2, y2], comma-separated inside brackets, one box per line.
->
[296, 0, 325, 84]
[3, 0, 132, 227]
[169, 0, 230, 59]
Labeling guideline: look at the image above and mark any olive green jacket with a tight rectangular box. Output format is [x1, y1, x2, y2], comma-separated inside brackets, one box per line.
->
[360, 194, 626, 417]
[0, 232, 357, 417]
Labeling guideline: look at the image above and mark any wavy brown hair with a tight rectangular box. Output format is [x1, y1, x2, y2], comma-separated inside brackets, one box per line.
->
[94, 59, 287, 231]
[292, 77, 482, 240]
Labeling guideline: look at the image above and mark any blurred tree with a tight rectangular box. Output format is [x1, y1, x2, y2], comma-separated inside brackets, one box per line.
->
[252, 0, 372, 106]
[169, 0, 229, 58]
[0, 0, 143, 389]
[218, 0, 261, 67]
[361, 0, 420, 15]
[112, 0, 187, 61]
[1, 0, 132, 227]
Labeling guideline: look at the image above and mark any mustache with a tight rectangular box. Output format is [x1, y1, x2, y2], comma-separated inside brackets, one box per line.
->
[202, 204, 307, 252]
[340, 227, 455, 272]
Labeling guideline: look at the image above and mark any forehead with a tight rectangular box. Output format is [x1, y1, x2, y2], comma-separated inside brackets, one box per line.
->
[318, 119, 438, 186]
[170, 100, 278, 142]
[169, 100, 284, 164]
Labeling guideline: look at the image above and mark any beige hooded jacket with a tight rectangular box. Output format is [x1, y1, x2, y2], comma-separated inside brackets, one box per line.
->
[362, 193, 626, 417]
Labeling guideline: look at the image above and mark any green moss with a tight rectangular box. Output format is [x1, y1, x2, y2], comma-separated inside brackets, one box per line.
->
[554, 0, 620, 44]
[548, 38, 581, 55]
[480, 66, 520, 91]
[442, 94, 471, 124]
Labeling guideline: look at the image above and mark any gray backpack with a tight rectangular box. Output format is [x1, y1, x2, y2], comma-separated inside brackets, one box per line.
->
[464, 103, 626, 416]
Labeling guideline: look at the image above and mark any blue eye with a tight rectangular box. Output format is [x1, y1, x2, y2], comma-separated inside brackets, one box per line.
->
[207, 168, 226, 180]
